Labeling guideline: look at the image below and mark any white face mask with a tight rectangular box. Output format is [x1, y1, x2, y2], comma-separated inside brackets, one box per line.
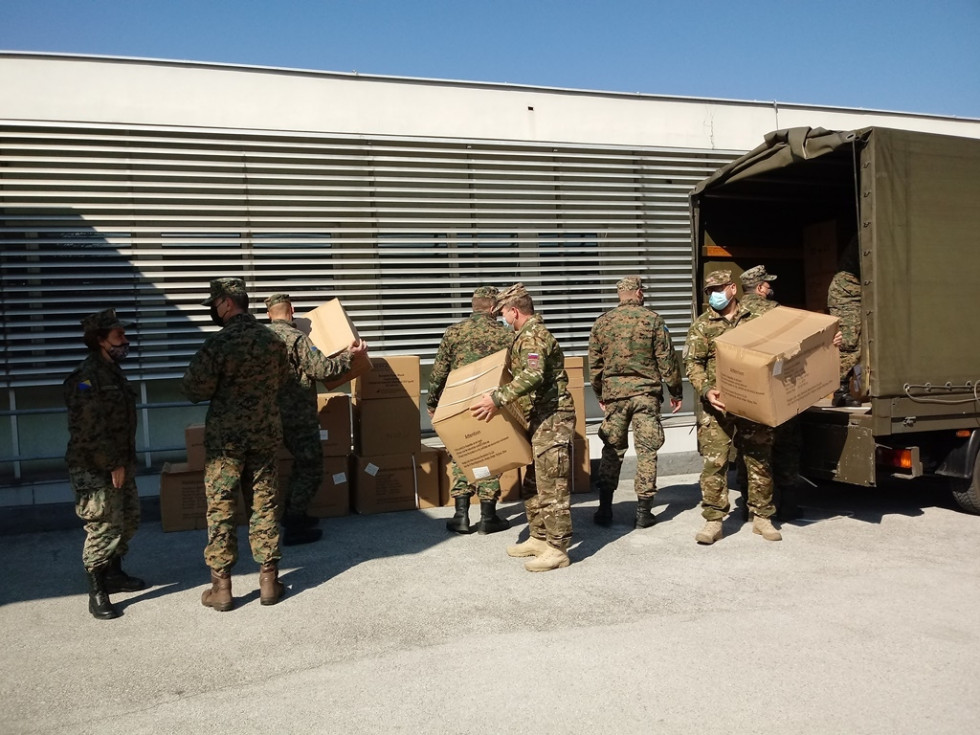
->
[708, 289, 731, 310]
[502, 308, 516, 329]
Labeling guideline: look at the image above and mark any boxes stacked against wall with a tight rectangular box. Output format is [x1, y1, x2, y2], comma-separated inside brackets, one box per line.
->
[563, 356, 592, 493]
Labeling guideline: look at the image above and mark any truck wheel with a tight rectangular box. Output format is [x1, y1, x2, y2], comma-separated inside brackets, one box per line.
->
[951, 450, 980, 515]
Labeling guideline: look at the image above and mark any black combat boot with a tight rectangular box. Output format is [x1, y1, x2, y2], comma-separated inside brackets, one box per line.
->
[593, 485, 613, 527]
[87, 565, 119, 620]
[282, 514, 323, 546]
[832, 378, 861, 407]
[104, 555, 146, 593]
[476, 499, 510, 535]
[446, 495, 474, 534]
[634, 497, 657, 529]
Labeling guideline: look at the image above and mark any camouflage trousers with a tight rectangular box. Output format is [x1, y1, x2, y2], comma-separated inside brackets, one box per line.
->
[281, 419, 323, 518]
[736, 415, 801, 489]
[595, 394, 664, 499]
[521, 410, 575, 551]
[69, 465, 140, 572]
[449, 457, 501, 501]
[204, 451, 282, 572]
[829, 273, 862, 379]
[697, 405, 774, 520]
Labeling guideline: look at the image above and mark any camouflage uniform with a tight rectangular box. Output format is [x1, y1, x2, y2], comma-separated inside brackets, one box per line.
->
[183, 298, 291, 573]
[685, 281, 775, 521]
[740, 292, 777, 316]
[491, 291, 575, 551]
[267, 310, 353, 518]
[64, 349, 139, 572]
[428, 302, 513, 500]
[588, 285, 683, 501]
[828, 270, 862, 379]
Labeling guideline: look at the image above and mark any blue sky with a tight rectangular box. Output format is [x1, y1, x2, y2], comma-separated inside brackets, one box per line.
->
[2, 0, 978, 118]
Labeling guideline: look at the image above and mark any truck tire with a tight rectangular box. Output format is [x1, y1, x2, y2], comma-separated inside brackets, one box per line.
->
[951, 450, 980, 515]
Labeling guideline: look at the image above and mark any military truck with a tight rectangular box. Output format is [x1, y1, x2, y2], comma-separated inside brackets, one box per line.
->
[689, 126, 980, 513]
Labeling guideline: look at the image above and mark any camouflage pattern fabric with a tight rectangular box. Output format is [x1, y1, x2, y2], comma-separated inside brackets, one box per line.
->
[63, 353, 140, 571]
[594, 395, 665, 499]
[736, 415, 801, 490]
[684, 300, 775, 520]
[267, 318, 353, 517]
[827, 270, 862, 378]
[740, 292, 777, 317]
[182, 312, 290, 570]
[429, 310, 513, 499]
[492, 313, 575, 549]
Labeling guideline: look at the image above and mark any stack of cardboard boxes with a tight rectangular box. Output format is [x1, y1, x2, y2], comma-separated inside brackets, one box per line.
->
[564, 355, 591, 493]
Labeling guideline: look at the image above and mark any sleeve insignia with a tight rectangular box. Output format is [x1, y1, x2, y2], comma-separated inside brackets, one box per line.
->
[78, 380, 92, 391]
[527, 353, 540, 370]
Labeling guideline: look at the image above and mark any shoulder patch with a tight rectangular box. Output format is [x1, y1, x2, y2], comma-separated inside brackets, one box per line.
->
[527, 353, 540, 370]
[78, 380, 92, 391]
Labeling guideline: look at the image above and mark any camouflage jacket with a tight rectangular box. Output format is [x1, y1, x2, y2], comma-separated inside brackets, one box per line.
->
[588, 299, 683, 403]
[182, 313, 290, 455]
[267, 318, 353, 427]
[684, 300, 756, 400]
[827, 271, 861, 312]
[427, 311, 513, 411]
[63, 353, 137, 471]
[740, 292, 778, 317]
[492, 313, 574, 422]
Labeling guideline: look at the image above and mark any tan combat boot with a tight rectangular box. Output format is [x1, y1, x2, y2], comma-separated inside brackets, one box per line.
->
[201, 569, 233, 612]
[506, 536, 551, 558]
[695, 520, 724, 545]
[259, 562, 284, 606]
[752, 515, 783, 541]
[524, 545, 571, 572]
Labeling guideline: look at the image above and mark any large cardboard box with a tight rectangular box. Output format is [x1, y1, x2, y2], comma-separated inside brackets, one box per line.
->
[564, 355, 586, 389]
[568, 380, 591, 493]
[295, 298, 372, 389]
[416, 445, 443, 509]
[354, 395, 422, 456]
[277, 451, 351, 518]
[316, 392, 352, 455]
[714, 306, 839, 427]
[352, 454, 418, 514]
[352, 356, 421, 399]
[185, 424, 205, 471]
[159, 462, 247, 532]
[439, 447, 522, 505]
[431, 349, 533, 484]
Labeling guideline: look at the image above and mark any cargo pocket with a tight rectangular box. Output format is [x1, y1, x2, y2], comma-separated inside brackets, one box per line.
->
[75, 488, 109, 522]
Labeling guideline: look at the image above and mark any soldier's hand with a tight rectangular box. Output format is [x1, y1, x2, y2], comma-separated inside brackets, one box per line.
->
[670, 397, 683, 413]
[598, 401, 606, 412]
[470, 394, 498, 422]
[110, 466, 126, 489]
[350, 339, 368, 356]
[706, 388, 726, 413]
[426, 407, 435, 418]
[833, 330, 843, 348]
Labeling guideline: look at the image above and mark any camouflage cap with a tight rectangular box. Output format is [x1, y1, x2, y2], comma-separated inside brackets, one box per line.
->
[472, 286, 499, 299]
[202, 277, 248, 306]
[616, 276, 643, 292]
[703, 269, 733, 291]
[264, 292, 292, 309]
[81, 308, 129, 334]
[492, 282, 529, 314]
[739, 265, 777, 288]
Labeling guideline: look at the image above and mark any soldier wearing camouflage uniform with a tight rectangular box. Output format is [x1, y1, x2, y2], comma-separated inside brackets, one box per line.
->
[64, 308, 145, 620]
[265, 293, 367, 546]
[588, 276, 683, 529]
[470, 283, 576, 572]
[427, 286, 514, 535]
[183, 278, 292, 611]
[684, 270, 781, 544]
[738, 265, 778, 317]
[827, 238, 863, 407]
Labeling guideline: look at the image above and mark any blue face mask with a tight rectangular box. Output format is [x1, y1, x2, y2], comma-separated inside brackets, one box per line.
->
[708, 289, 731, 311]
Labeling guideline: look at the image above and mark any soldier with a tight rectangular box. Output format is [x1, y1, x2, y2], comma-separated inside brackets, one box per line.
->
[588, 276, 683, 528]
[684, 270, 781, 544]
[738, 265, 778, 316]
[64, 308, 145, 620]
[427, 286, 514, 535]
[828, 238, 863, 407]
[265, 293, 368, 546]
[470, 283, 576, 572]
[183, 278, 291, 611]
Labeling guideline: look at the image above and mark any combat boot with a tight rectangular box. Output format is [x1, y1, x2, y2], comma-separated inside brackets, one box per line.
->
[445, 495, 474, 534]
[506, 536, 550, 558]
[695, 520, 724, 545]
[524, 545, 571, 572]
[634, 497, 656, 529]
[282, 514, 323, 546]
[259, 562, 284, 606]
[832, 378, 861, 407]
[752, 515, 783, 541]
[104, 555, 145, 593]
[86, 565, 119, 620]
[201, 568, 233, 612]
[475, 499, 510, 535]
[593, 485, 613, 527]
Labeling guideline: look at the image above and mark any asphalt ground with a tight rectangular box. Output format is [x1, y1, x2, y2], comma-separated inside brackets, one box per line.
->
[2, 472, 979, 735]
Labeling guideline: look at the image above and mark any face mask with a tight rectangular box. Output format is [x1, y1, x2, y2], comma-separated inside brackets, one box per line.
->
[766, 287, 775, 300]
[708, 290, 731, 310]
[209, 303, 224, 326]
[105, 343, 130, 363]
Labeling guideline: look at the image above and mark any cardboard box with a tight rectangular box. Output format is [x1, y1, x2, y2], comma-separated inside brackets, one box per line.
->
[564, 355, 586, 389]
[714, 306, 839, 427]
[185, 424, 205, 471]
[352, 356, 421, 399]
[416, 445, 443, 509]
[159, 462, 247, 532]
[439, 449, 523, 505]
[568, 381, 591, 493]
[354, 395, 422, 456]
[431, 349, 533, 484]
[322, 350, 373, 391]
[295, 298, 372, 389]
[277, 451, 351, 518]
[316, 392, 352, 455]
[352, 454, 418, 514]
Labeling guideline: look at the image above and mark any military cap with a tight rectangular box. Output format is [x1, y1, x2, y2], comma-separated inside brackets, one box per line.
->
[472, 286, 499, 299]
[202, 277, 248, 306]
[81, 308, 129, 334]
[703, 269, 733, 291]
[264, 292, 291, 309]
[616, 276, 643, 292]
[739, 265, 777, 288]
[493, 282, 529, 314]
